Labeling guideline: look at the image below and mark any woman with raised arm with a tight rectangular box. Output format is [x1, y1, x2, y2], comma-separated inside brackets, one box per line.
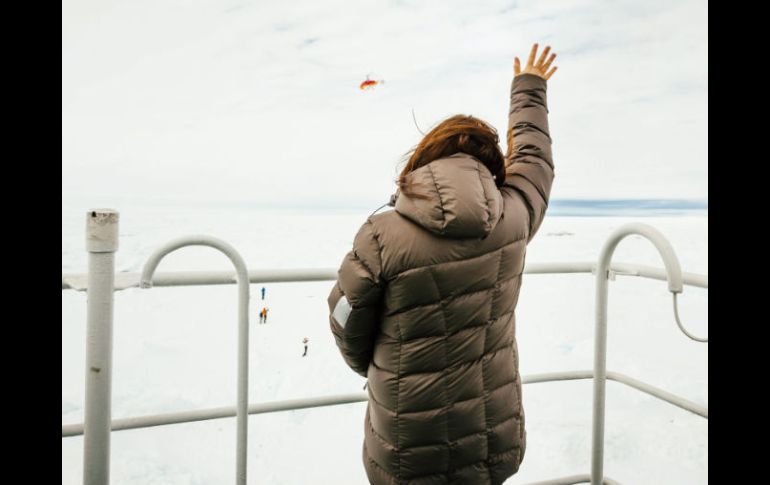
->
[329, 43, 557, 484]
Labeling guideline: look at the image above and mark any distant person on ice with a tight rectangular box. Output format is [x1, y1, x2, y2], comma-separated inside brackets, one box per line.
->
[302, 337, 309, 357]
[327, 43, 558, 484]
[261, 286, 266, 300]
[261, 307, 269, 323]
[258, 307, 263, 324]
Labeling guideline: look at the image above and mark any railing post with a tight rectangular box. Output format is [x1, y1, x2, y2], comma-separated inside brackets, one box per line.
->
[83, 209, 119, 485]
[140, 236, 250, 485]
[591, 223, 683, 485]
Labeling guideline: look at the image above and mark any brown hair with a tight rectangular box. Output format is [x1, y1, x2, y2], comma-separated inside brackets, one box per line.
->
[397, 114, 507, 200]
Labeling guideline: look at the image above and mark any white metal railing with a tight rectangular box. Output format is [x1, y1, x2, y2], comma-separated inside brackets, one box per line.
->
[61, 263, 708, 292]
[139, 236, 251, 485]
[62, 209, 708, 485]
[589, 223, 707, 485]
[81, 209, 119, 485]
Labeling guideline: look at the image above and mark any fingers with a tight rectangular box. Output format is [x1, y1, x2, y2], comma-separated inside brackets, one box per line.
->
[542, 52, 556, 72]
[518, 43, 558, 80]
[536, 45, 551, 67]
[527, 43, 538, 67]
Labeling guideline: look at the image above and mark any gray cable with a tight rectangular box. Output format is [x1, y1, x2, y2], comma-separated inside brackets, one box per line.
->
[369, 203, 389, 218]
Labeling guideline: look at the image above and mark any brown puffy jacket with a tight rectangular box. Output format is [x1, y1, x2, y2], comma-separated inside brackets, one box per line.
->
[328, 73, 554, 484]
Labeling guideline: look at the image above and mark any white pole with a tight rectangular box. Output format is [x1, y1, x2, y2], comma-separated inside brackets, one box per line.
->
[591, 223, 683, 485]
[140, 236, 250, 485]
[83, 209, 119, 485]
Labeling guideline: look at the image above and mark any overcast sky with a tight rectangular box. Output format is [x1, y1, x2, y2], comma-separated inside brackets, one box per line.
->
[62, 0, 707, 210]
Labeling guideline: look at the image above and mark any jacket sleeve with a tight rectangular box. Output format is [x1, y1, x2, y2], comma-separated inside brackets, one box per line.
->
[502, 73, 555, 243]
[327, 219, 385, 378]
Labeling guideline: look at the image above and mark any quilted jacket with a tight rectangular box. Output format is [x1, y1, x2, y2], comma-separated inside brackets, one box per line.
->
[328, 73, 554, 484]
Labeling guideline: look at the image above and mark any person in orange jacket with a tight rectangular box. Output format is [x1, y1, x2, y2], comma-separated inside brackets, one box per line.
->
[262, 307, 269, 323]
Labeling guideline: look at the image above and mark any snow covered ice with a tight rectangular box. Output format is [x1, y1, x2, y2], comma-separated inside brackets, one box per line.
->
[62, 204, 707, 484]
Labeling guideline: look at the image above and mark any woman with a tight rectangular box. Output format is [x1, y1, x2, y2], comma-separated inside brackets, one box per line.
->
[328, 43, 557, 484]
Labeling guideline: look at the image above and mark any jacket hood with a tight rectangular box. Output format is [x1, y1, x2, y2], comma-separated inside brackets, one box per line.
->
[388, 152, 503, 239]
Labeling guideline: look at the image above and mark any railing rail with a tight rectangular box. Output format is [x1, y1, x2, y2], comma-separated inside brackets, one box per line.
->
[61, 369, 706, 438]
[61, 262, 708, 291]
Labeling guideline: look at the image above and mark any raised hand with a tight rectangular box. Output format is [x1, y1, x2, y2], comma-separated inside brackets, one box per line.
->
[514, 43, 558, 81]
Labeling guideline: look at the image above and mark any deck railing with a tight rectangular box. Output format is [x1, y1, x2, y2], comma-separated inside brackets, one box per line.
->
[62, 209, 708, 485]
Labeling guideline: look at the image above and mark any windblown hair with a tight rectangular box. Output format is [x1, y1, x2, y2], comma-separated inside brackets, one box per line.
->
[397, 115, 507, 200]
